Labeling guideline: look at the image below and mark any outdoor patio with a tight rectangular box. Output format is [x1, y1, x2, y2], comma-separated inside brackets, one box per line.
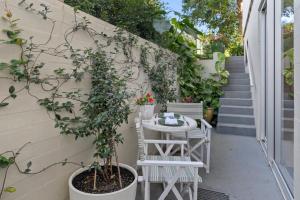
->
[136, 130, 283, 200]
[0, 0, 297, 200]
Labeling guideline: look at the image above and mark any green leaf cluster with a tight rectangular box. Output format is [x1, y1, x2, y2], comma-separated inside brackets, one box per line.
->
[0, 156, 13, 168]
[64, 0, 166, 43]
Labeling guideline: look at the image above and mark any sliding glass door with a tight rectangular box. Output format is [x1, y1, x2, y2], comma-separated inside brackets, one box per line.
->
[275, 0, 294, 193]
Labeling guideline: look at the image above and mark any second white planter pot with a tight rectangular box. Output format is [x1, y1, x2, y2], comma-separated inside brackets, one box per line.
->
[69, 163, 138, 200]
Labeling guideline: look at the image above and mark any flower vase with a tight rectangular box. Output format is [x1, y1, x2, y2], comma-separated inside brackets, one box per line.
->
[140, 105, 155, 120]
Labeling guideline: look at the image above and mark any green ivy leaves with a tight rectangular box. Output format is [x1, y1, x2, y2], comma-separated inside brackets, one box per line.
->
[0, 155, 14, 168]
[4, 187, 16, 193]
[0, 102, 9, 107]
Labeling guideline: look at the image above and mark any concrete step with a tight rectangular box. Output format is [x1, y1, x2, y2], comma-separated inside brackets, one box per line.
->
[226, 63, 245, 68]
[282, 128, 294, 141]
[220, 98, 252, 106]
[216, 123, 256, 137]
[226, 67, 245, 73]
[284, 93, 294, 100]
[219, 105, 254, 115]
[228, 78, 250, 85]
[283, 117, 294, 129]
[284, 108, 294, 118]
[223, 91, 252, 98]
[223, 85, 251, 91]
[229, 73, 249, 79]
[218, 114, 255, 125]
[284, 100, 294, 108]
[225, 61, 245, 68]
[226, 56, 244, 62]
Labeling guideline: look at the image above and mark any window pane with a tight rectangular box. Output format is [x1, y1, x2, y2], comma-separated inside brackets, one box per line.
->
[279, 0, 294, 192]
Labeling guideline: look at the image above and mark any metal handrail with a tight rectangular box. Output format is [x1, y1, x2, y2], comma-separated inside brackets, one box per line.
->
[245, 42, 256, 89]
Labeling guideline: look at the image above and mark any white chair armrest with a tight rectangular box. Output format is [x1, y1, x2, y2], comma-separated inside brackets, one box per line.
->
[144, 139, 187, 145]
[200, 118, 212, 129]
[137, 160, 203, 168]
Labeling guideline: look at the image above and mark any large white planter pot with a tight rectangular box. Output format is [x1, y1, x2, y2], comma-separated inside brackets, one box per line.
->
[140, 104, 155, 120]
[69, 163, 137, 200]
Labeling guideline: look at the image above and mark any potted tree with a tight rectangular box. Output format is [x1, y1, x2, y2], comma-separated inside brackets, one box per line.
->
[65, 51, 137, 200]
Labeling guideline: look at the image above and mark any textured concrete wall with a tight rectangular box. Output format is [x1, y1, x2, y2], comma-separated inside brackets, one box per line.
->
[0, 0, 174, 199]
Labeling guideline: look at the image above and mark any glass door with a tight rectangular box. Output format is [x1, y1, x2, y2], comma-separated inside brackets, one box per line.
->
[275, 0, 294, 193]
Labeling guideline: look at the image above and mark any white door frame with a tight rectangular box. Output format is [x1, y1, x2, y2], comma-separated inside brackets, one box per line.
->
[258, 0, 267, 144]
[265, 0, 275, 161]
[272, 0, 294, 198]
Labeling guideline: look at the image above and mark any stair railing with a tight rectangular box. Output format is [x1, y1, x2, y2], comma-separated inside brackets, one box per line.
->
[245, 41, 256, 89]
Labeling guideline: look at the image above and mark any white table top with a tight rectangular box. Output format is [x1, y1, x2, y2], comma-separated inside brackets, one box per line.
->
[142, 114, 197, 133]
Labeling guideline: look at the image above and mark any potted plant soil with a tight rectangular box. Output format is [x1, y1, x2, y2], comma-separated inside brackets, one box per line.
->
[136, 92, 155, 120]
[63, 51, 137, 200]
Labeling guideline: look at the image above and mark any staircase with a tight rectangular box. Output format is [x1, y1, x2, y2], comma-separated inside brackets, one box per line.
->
[283, 96, 294, 141]
[217, 56, 256, 137]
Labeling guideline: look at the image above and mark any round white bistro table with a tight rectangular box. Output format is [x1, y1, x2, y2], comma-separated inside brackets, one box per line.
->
[142, 115, 197, 133]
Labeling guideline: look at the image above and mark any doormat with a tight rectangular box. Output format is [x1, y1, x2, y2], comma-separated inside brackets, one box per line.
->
[198, 188, 230, 200]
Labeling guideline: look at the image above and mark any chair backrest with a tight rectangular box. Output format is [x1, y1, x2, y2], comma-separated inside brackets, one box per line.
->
[167, 102, 203, 120]
[135, 114, 145, 161]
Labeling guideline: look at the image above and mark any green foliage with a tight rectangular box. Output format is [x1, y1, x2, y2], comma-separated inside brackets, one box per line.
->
[283, 48, 294, 98]
[283, 48, 294, 87]
[180, 52, 229, 111]
[149, 51, 177, 111]
[139, 44, 178, 110]
[64, 0, 166, 42]
[284, 66, 294, 86]
[4, 187, 16, 193]
[183, 0, 244, 56]
[163, 17, 229, 111]
[0, 142, 84, 199]
[0, 156, 13, 168]
[226, 38, 244, 56]
[161, 18, 203, 102]
[79, 51, 131, 160]
[184, 0, 238, 45]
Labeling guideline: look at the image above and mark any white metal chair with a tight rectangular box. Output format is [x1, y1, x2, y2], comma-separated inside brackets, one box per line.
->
[167, 102, 212, 173]
[135, 116, 203, 200]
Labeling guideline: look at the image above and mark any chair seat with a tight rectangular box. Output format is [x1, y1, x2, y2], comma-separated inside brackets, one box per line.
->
[170, 128, 206, 139]
[145, 155, 202, 183]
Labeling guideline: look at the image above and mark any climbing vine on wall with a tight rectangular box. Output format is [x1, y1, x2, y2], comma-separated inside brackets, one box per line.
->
[0, 1, 178, 197]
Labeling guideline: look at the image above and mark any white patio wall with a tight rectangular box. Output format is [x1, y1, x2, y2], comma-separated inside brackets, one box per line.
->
[198, 52, 225, 78]
[0, 0, 176, 199]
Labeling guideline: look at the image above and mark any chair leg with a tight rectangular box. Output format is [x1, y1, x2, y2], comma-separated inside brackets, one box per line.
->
[188, 187, 193, 200]
[145, 181, 150, 200]
[200, 145, 204, 161]
[158, 172, 182, 200]
[171, 186, 184, 200]
[193, 168, 198, 200]
[141, 181, 145, 196]
[193, 181, 198, 200]
[206, 141, 211, 173]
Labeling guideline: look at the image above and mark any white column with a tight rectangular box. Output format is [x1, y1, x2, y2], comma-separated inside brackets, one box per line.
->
[294, 0, 300, 199]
